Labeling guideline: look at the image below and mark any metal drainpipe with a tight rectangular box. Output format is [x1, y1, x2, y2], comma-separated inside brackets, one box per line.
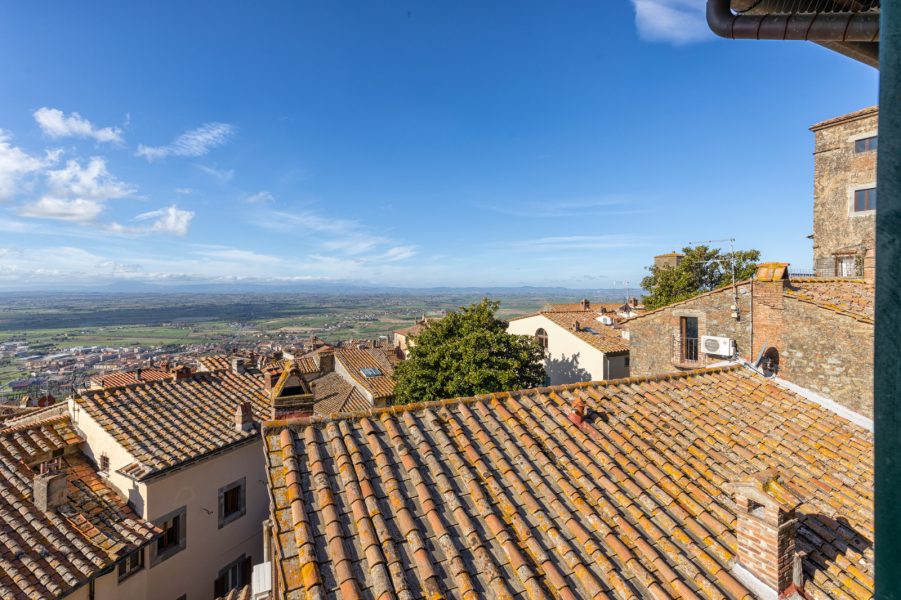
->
[875, 3, 901, 597]
[706, 0, 880, 42]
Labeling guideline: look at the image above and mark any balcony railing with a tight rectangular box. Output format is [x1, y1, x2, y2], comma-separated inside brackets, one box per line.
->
[672, 336, 708, 369]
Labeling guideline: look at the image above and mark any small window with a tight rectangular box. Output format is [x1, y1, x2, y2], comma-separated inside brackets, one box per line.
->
[99, 453, 109, 474]
[535, 328, 548, 350]
[854, 187, 876, 212]
[855, 135, 877, 153]
[837, 256, 856, 277]
[151, 506, 186, 566]
[218, 478, 246, 529]
[117, 547, 144, 582]
[214, 555, 252, 598]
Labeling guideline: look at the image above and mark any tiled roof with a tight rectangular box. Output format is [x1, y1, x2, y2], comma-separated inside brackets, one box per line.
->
[263, 366, 872, 600]
[92, 368, 171, 388]
[335, 348, 396, 399]
[310, 372, 371, 416]
[75, 368, 271, 481]
[0, 414, 158, 598]
[267, 357, 319, 375]
[541, 311, 630, 354]
[787, 279, 874, 323]
[810, 106, 878, 131]
[199, 355, 232, 372]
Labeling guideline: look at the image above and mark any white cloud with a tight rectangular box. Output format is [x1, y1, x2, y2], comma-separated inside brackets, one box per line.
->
[33, 107, 124, 144]
[0, 130, 59, 199]
[175, 187, 193, 195]
[245, 191, 274, 204]
[132, 205, 194, 236]
[137, 122, 234, 160]
[630, 0, 712, 45]
[513, 235, 650, 251]
[382, 245, 417, 261]
[197, 165, 234, 182]
[45, 157, 135, 200]
[196, 246, 281, 264]
[18, 197, 104, 222]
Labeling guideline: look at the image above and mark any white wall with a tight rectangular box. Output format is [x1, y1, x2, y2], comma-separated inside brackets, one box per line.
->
[508, 315, 624, 384]
[142, 440, 267, 600]
[63, 566, 149, 600]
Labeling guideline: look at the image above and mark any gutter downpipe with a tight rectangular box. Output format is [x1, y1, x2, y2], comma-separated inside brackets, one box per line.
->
[706, 0, 880, 42]
[875, 3, 901, 597]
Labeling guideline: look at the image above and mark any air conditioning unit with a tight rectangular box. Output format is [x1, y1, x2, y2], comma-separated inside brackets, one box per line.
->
[596, 315, 614, 326]
[701, 335, 735, 357]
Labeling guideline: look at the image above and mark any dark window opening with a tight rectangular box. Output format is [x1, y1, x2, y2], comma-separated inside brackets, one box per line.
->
[117, 547, 144, 582]
[855, 135, 877, 153]
[218, 478, 246, 529]
[855, 187, 877, 212]
[158, 514, 181, 554]
[680, 317, 699, 362]
[214, 555, 252, 598]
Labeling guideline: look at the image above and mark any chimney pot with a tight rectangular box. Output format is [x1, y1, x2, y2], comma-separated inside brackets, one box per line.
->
[235, 401, 254, 433]
[727, 472, 802, 594]
[569, 397, 586, 426]
[34, 472, 68, 511]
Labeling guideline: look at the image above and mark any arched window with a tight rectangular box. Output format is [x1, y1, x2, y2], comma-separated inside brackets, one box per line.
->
[535, 328, 548, 350]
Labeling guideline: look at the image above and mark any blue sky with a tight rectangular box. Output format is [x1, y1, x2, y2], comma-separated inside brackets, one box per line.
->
[0, 1, 878, 289]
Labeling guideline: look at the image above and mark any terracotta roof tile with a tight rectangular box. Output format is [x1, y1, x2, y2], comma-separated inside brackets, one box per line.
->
[0, 415, 158, 598]
[264, 366, 872, 599]
[541, 311, 630, 354]
[335, 348, 396, 399]
[216, 584, 252, 600]
[75, 364, 271, 481]
[92, 368, 171, 388]
[310, 372, 371, 415]
[786, 279, 874, 323]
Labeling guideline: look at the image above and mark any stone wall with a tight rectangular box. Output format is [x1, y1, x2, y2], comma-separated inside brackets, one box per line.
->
[628, 283, 752, 377]
[781, 298, 873, 417]
[811, 108, 878, 277]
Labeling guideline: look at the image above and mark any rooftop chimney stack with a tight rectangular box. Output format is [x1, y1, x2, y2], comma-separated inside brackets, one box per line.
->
[234, 402, 254, 433]
[315, 349, 335, 375]
[580, 298, 590, 310]
[34, 472, 68, 512]
[727, 472, 803, 595]
[231, 356, 246, 375]
[134, 368, 142, 382]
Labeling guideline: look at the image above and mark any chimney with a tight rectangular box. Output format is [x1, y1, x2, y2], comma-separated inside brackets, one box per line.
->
[135, 368, 142, 382]
[572, 320, 581, 332]
[580, 298, 590, 310]
[234, 402, 254, 432]
[34, 472, 68, 511]
[315, 349, 335, 375]
[569, 397, 586, 426]
[263, 368, 280, 391]
[160, 360, 171, 373]
[231, 356, 246, 375]
[727, 472, 803, 595]
[172, 365, 192, 381]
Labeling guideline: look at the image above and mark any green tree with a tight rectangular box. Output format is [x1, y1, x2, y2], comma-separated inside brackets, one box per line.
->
[640, 245, 760, 310]
[393, 299, 546, 404]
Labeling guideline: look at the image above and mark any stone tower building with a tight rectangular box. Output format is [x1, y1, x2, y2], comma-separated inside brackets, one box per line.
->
[810, 106, 878, 279]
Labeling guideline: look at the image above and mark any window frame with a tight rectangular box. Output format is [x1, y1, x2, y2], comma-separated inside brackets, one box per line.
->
[98, 452, 109, 475]
[214, 554, 252, 598]
[117, 546, 144, 582]
[534, 328, 549, 351]
[851, 184, 877, 214]
[854, 135, 878, 153]
[218, 477, 246, 529]
[150, 505, 187, 567]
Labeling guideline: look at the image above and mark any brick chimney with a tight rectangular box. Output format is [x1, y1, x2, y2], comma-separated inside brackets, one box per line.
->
[752, 263, 790, 370]
[34, 472, 68, 511]
[172, 365, 192, 381]
[314, 349, 335, 375]
[234, 401, 254, 432]
[231, 356, 246, 375]
[727, 472, 803, 595]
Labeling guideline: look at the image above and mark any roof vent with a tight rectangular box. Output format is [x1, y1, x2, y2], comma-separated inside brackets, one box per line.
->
[33, 472, 67, 512]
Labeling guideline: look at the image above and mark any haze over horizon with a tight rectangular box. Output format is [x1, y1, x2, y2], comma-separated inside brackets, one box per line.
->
[0, 2, 878, 290]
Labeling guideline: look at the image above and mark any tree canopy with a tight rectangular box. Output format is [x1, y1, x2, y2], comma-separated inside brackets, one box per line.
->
[393, 299, 546, 404]
[640, 245, 760, 310]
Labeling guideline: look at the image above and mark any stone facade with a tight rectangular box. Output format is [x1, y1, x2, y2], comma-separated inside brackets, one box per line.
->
[811, 107, 878, 278]
[627, 282, 752, 377]
[627, 266, 874, 417]
[781, 297, 873, 416]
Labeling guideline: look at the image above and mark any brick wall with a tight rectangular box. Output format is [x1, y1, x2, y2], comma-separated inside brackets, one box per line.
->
[811, 108, 878, 277]
[628, 283, 752, 377]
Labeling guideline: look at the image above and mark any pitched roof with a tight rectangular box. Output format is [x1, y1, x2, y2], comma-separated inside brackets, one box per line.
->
[75, 368, 271, 481]
[263, 366, 872, 600]
[786, 278, 874, 323]
[541, 311, 630, 354]
[92, 368, 171, 388]
[0, 414, 158, 598]
[310, 372, 371, 415]
[335, 347, 396, 399]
